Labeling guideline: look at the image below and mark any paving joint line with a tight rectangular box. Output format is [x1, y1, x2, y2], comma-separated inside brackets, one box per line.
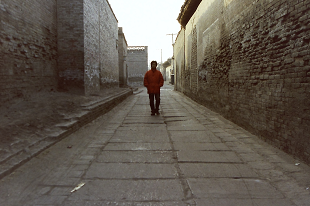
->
[164, 91, 195, 204]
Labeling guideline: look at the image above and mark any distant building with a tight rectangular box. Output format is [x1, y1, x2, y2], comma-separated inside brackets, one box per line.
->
[118, 27, 128, 87]
[127, 46, 148, 86]
[161, 58, 172, 82]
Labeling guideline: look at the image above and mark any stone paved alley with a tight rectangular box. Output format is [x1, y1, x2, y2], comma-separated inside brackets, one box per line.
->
[0, 84, 310, 206]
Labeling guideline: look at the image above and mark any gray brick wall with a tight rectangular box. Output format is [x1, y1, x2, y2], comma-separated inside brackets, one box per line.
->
[84, 0, 101, 95]
[174, 29, 185, 93]
[1, 0, 118, 100]
[57, 0, 118, 95]
[175, 0, 310, 163]
[57, 0, 84, 91]
[127, 46, 148, 86]
[99, 0, 119, 88]
[118, 27, 128, 87]
[0, 0, 58, 103]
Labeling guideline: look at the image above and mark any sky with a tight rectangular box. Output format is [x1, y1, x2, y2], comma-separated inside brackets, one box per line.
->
[108, 0, 185, 66]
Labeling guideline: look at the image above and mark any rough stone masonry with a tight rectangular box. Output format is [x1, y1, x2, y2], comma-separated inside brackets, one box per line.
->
[174, 0, 310, 164]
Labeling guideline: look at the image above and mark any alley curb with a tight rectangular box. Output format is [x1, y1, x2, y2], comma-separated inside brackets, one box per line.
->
[0, 89, 133, 180]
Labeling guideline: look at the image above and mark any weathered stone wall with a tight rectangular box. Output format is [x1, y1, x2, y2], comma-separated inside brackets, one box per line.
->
[58, 0, 118, 94]
[84, 0, 101, 95]
[98, 0, 119, 88]
[1, 0, 118, 100]
[174, 29, 185, 92]
[0, 0, 58, 103]
[57, 0, 84, 92]
[127, 46, 148, 86]
[175, 0, 310, 163]
[118, 27, 128, 87]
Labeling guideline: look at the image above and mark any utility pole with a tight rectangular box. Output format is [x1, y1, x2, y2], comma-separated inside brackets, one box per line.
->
[166, 33, 177, 45]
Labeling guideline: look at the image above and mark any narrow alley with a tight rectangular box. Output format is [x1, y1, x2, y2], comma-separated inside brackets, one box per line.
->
[0, 84, 309, 206]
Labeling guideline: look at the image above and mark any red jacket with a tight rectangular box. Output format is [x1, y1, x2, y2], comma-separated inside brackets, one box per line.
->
[144, 69, 164, 94]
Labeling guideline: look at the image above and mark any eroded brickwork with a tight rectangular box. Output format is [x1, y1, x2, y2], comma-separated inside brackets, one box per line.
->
[226, 0, 310, 162]
[0, 0, 57, 102]
[57, 0, 84, 91]
[190, 26, 198, 92]
[175, 0, 310, 163]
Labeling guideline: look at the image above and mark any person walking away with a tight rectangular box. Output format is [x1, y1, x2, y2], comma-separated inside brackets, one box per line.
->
[144, 61, 164, 115]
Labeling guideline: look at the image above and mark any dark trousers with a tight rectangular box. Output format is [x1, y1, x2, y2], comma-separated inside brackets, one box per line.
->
[149, 93, 160, 112]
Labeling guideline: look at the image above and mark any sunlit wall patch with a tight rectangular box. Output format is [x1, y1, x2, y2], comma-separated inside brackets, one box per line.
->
[224, 0, 234, 7]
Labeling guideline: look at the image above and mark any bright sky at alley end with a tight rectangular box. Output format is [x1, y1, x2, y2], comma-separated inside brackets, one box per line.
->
[109, 0, 185, 66]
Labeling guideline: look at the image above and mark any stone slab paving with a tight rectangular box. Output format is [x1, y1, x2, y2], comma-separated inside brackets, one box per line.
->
[188, 178, 284, 198]
[179, 163, 258, 178]
[104, 142, 172, 151]
[96, 151, 175, 163]
[170, 130, 221, 143]
[85, 163, 177, 179]
[173, 142, 230, 151]
[0, 84, 309, 205]
[67, 179, 185, 202]
[177, 150, 242, 163]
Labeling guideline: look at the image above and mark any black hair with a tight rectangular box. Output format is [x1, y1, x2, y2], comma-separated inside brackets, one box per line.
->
[151, 61, 157, 66]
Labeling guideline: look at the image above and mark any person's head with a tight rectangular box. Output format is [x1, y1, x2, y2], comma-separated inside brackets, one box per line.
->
[151, 61, 157, 69]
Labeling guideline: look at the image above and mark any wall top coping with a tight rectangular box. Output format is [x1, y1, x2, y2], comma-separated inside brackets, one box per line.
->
[106, 0, 118, 22]
[177, 0, 202, 27]
[128, 46, 148, 51]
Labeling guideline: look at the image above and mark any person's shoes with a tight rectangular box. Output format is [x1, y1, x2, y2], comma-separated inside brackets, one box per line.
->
[156, 110, 160, 115]
[151, 111, 155, 116]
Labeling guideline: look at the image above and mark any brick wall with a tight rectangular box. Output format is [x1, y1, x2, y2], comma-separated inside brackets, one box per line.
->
[84, 0, 101, 95]
[127, 46, 148, 86]
[175, 0, 310, 163]
[118, 27, 128, 87]
[1, 0, 119, 101]
[57, 0, 84, 92]
[57, 0, 119, 94]
[99, 0, 119, 88]
[0, 0, 57, 103]
[174, 29, 185, 92]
